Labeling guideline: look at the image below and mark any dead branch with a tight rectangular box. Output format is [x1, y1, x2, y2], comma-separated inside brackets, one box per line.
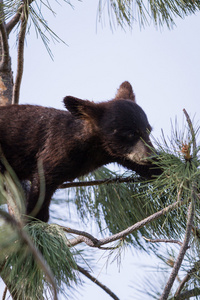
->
[77, 265, 120, 300]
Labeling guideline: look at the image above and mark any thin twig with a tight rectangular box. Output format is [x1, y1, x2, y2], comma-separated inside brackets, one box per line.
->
[143, 236, 183, 247]
[12, 5, 28, 104]
[77, 265, 120, 300]
[60, 176, 136, 189]
[60, 200, 184, 248]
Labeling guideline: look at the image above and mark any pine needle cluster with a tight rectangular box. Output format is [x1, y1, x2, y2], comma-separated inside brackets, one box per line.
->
[0, 221, 78, 299]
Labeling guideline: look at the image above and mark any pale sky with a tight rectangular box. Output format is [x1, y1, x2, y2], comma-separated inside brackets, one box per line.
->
[1, 1, 200, 299]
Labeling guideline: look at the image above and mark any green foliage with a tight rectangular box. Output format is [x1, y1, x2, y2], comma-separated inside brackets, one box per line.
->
[0, 150, 26, 262]
[0, 223, 78, 299]
[98, 0, 200, 29]
[1, 0, 200, 58]
[0, 147, 26, 220]
[67, 116, 200, 255]
[69, 168, 154, 249]
[0, 0, 72, 58]
[0, 151, 78, 299]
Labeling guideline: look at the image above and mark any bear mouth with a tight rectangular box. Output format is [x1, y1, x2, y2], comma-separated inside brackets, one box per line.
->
[126, 140, 152, 165]
[126, 152, 150, 165]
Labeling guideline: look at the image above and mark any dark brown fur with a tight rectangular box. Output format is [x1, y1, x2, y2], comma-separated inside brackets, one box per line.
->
[0, 82, 160, 222]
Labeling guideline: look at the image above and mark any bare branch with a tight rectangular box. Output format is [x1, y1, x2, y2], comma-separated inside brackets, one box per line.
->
[60, 176, 136, 189]
[77, 265, 120, 300]
[12, 6, 28, 104]
[99, 200, 182, 246]
[61, 226, 100, 247]
[66, 236, 119, 250]
[143, 236, 183, 247]
[61, 200, 183, 248]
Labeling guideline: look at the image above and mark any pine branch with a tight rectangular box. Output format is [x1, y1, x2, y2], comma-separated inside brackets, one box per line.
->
[12, 5, 28, 104]
[160, 108, 198, 299]
[61, 200, 184, 248]
[60, 175, 136, 189]
[67, 236, 118, 250]
[61, 226, 100, 247]
[77, 265, 120, 300]
[0, 210, 58, 300]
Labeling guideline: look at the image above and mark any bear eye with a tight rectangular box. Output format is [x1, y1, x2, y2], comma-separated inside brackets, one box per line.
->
[127, 133, 134, 139]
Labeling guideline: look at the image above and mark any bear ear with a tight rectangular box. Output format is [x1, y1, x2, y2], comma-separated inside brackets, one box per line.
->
[114, 81, 136, 102]
[63, 96, 102, 121]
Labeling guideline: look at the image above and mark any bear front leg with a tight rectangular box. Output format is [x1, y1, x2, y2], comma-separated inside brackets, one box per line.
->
[26, 173, 55, 222]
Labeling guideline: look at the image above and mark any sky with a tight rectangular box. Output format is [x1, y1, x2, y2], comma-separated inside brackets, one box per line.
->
[1, 1, 200, 299]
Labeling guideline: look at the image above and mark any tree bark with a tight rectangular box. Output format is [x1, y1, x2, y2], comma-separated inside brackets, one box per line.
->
[0, 0, 13, 105]
[0, 65, 13, 106]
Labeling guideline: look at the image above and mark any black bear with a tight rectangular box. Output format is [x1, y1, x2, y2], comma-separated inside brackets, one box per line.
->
[0, 81, 160, 222]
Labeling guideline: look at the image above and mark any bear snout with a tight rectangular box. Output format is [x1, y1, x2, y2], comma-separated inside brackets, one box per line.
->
[126, 139, 153, 165]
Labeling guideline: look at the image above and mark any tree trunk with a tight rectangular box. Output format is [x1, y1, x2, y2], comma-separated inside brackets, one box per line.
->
[0, 68, 13, 105]
[0, 0, 13, 105]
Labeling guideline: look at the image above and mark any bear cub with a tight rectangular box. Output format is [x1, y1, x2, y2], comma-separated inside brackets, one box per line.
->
[0, 81, 159, 222]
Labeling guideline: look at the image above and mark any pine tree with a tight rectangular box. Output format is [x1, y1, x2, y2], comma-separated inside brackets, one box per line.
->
[0, 1, 200, 299]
